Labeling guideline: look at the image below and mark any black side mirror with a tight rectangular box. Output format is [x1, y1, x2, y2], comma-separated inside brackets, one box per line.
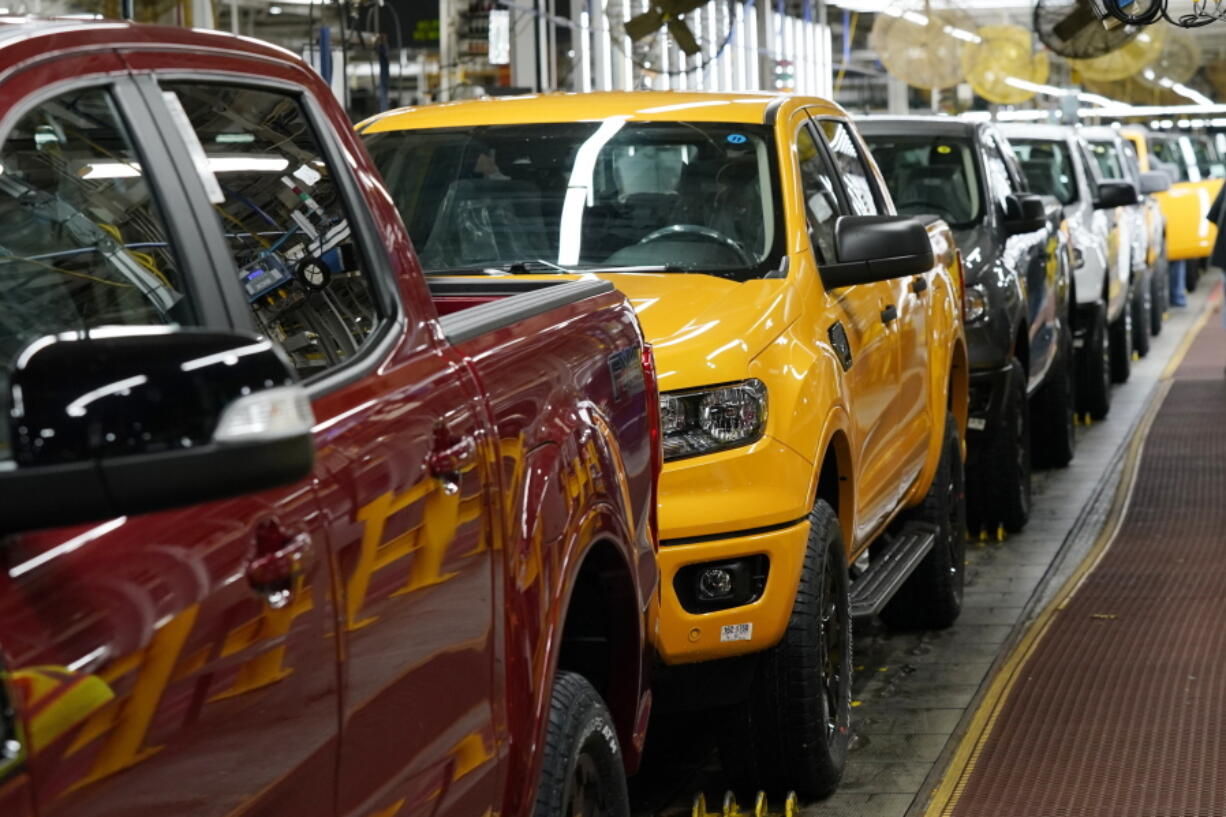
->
[1, 328, 314, 533]
[1003, 193, 1047, 235]
[819, 215, 934, 289]
[1138, 170, 1171, 195]
[1096, 180, 1140, 209]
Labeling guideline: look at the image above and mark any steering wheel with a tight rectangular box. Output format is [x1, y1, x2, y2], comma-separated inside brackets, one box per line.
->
[636, 224, 755, 268]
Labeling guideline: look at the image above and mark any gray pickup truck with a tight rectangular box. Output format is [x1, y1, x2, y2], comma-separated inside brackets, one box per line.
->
[861, 118, 1074, 536]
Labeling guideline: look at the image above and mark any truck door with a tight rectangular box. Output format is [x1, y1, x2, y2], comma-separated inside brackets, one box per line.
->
[985, 129, 1058, 392]
[126, 67, 502, 817]
[0, 66, 340, 816]
[813, 116, 931, 506]
[792, 112, 900, 540]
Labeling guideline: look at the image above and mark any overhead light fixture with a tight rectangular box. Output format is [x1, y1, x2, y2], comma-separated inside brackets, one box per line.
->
[207, 156, 290, 173]
[79, 155, 288, 180]
[269, 4, 282, 13]
[80, 162, 142, 179]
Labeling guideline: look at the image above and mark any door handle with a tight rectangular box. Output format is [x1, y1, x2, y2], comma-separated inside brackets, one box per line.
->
[881, 304, 899, 324]
[428, 435, 477, 495]
[246, 529, 313, 609]
[911, 277, 928, 294]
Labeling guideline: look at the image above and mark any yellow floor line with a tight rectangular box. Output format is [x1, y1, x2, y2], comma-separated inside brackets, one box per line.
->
[923, 284, 1219, 817]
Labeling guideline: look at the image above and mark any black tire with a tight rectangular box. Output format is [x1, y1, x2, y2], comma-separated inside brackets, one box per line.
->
[1108, 299, 1132, 384]
[720, 500, 851, 800]
[1131, 275, 1151, 357]
[533, 672, 630, 817]
[1032, 318, 1076, 468]
[1150, 255, 1166, 336]
[967, 358, 1031, 534]
[881, 411, 966, 630]
[1077, 303, 1111, 421]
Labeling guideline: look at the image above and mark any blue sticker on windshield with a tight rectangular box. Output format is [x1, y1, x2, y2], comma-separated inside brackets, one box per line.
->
[727, 133, 747, 145]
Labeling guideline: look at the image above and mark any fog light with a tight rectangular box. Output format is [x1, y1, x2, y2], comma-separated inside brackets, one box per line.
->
[697, 567, 735, 600]
[673, 556, 769, 614]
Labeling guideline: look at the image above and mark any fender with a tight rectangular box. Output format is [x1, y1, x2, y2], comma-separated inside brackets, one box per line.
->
[502, 504, 641, 817]
[906, 258, 968, 510]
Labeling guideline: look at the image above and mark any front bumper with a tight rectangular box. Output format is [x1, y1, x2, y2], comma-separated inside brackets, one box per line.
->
[966, 362, 1014, 470]
[653, 518, 810, 665]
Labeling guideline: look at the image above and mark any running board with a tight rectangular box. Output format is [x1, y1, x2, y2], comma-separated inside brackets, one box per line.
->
[848, 521, 940, 619]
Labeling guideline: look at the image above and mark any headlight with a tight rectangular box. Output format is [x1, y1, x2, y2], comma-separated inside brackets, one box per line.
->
[660, 379, 767, 461]
[963, 284, 989, 323]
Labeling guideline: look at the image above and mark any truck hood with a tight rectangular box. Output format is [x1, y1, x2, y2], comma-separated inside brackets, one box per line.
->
[597, 272, 795, 392]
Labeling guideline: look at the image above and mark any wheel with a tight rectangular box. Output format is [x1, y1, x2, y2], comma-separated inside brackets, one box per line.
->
[881, 410, 966, 630]
[1032, 318, 1076, 468]
[720, 500, 851, 800]
[1108, 299, 1132, 384]
[533, 672, 630, 817]
[968, 358, 1031, 534]
[1131, 275, 1151, 357]
[1077, 303, 1112, 421]
[1150, 257, 1166, 336]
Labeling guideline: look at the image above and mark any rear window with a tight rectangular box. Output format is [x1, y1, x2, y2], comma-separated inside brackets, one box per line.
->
[861, 135, 981, 228]
[1010, 139, 1078, 205]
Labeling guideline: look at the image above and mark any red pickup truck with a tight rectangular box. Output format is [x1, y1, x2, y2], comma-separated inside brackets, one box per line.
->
[0, 21, 659, 817]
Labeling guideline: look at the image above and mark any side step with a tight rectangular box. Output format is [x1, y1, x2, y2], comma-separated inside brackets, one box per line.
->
[848, 521, 939, 619]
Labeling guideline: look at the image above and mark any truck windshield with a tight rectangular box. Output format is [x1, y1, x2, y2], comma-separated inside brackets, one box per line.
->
[1010, 139, 1078, 205]
[364, 122, 784, 280]
[860, 135, 981, 228]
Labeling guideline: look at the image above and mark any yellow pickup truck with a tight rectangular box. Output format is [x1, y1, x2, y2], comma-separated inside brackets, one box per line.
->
[360, 92, 968, 798]
[1123, 126, 1225, 290]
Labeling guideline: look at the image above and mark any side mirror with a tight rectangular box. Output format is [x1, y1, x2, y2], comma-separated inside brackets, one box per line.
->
[1, 328, 314, 533]
[819, 215, 935, 289]
[1139, 170, 1171, 195]
[1003, 193, 1047, 235]
[1095, 180, 1140, 209]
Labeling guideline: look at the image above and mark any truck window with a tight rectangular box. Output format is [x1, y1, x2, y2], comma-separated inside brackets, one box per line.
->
[0, 85, 193, 460]
[982, 135, 1018, 216]
[1010, 139, 1078, 205]
[364, 121, 785, 280]
[861, 134, 981, 228]
[163, 82, 382, 379]
[795, 124, 840, 264]
[816, 119, 881, 216]
[1149, 136, 1191, 183]
[1087, 140, 1125, 180]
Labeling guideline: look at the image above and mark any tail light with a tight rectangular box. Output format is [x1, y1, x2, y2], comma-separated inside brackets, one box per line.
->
[641, 342, 662, 552]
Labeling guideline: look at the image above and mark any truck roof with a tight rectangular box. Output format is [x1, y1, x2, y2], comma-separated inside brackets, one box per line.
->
[857, 116, 981, 138]
[1078, 125, 1123, 141]
[998, 123, 1074, 142]
[361, 90, 844, 133]
[0, 17, 296, 65]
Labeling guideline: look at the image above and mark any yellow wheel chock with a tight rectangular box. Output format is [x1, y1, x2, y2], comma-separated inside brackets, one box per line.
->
[692, 790, 799, 817]
[996, 523, 1006, 542]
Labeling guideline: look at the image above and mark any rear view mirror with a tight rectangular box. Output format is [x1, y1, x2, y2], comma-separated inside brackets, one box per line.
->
[1004, 193, 1046, 235]
[819, 215, 934, 289]
[1096, 180, 1140, 209]
[0, 328, 314, 533]
[1139, 170, 1171, 195]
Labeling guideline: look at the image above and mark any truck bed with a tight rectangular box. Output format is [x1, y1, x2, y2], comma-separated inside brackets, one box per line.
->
[427, 276, 615, 344]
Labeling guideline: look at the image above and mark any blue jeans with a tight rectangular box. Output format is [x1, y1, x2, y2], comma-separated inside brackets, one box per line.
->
[1169, 259, 1188, 306]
